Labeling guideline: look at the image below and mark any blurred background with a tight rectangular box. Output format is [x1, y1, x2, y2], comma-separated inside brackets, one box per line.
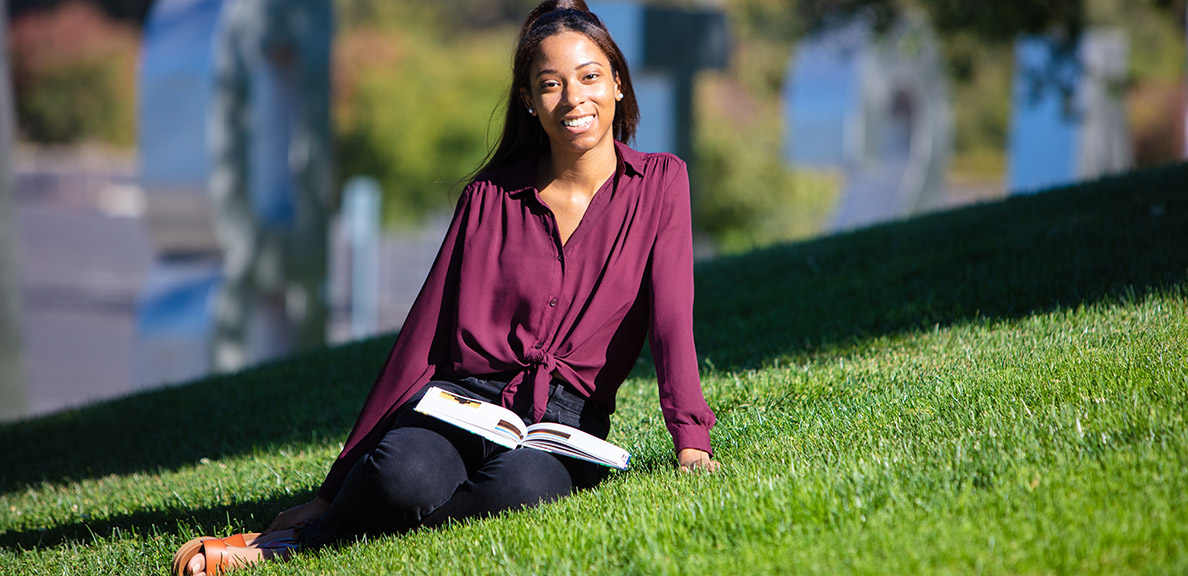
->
[1, 0, 1185, 421]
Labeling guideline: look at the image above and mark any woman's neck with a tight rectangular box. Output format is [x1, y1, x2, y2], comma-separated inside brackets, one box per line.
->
[539, 141, 618, 194]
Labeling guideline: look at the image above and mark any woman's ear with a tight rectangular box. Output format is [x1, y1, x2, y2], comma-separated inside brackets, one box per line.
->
[519, 87, 536, 115]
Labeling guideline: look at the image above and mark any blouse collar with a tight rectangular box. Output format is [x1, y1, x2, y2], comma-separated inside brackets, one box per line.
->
[505, 140, 645, 197]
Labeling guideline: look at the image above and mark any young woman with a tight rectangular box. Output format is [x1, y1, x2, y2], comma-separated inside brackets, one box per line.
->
[175, 1, 718, 573]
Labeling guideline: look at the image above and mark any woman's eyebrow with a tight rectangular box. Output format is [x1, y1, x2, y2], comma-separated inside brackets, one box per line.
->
[535, 61, 603, 78]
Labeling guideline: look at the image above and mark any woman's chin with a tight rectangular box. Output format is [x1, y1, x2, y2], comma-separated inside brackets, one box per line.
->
[551, 133, 614, 158]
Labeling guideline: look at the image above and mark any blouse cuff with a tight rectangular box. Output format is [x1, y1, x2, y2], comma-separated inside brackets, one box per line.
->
[670, 424, 713, 457]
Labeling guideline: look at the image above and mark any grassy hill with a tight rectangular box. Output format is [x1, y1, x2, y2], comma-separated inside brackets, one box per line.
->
[2, 164, 1186, 574]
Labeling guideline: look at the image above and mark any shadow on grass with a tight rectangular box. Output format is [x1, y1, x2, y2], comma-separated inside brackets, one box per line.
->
[691, 162, 1188, 370]
[0, 338, 389, 495]
[2, 162, 1186, 505]
[0, 489, 315, 550]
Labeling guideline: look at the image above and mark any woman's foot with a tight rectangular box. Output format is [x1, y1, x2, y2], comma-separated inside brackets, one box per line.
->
[178, 530, 297, 575]
[182, 542, 262, 575]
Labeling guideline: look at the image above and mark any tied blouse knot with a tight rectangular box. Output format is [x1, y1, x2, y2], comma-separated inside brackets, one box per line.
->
[505, 345, 559, 423]
[319, 141, 716, 500]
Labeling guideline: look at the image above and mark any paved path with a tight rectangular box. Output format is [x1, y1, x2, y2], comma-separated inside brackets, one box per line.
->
[13, 148, 446, 420]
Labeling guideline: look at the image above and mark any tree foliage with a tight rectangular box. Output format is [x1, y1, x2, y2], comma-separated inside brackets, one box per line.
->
[332, 3, 513, 226]
[8, 2, 138, 146]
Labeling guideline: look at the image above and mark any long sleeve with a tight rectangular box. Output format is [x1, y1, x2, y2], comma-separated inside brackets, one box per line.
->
[317, 190, 472, 500]
[646, 158, 716, 454]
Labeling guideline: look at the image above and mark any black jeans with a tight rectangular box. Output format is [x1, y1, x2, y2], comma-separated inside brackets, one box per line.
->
[297, 376, 611, 547]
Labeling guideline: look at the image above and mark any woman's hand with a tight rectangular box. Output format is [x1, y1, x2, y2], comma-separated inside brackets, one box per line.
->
[677, 448, 720, 474]
[264, 496, 331, 534]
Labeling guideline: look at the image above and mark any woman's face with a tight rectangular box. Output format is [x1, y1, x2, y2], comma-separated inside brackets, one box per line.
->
[523, 30, 621, 160]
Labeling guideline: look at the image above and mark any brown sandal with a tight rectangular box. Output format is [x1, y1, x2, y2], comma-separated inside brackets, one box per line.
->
[171, 533, 260, 576]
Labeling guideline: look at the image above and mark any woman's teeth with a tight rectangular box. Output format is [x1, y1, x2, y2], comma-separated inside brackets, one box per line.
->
[563, 116, 594, 128]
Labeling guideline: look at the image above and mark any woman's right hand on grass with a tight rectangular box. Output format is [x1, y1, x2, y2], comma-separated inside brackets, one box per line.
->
[265, 496, 330, 534]
[677, 448, 721, 474]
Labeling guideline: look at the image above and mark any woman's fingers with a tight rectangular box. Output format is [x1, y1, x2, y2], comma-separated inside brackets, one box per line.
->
[676, 448, 720, 474]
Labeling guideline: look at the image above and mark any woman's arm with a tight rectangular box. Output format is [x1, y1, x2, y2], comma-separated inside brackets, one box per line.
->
[645, 155, 718, 471]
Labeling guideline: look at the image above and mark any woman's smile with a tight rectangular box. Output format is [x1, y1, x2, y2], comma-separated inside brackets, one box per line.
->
[562, 114, 595, 131]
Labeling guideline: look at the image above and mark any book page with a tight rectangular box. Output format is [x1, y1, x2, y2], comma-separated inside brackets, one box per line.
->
[523, 423, 631, 470]
[414, 387, 526, 449]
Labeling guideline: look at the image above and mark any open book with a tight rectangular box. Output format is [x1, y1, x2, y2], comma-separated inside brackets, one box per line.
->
[414, 386, 630, 470]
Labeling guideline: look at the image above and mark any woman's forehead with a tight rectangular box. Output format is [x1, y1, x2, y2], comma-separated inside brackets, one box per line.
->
[532, 31, 611, 71]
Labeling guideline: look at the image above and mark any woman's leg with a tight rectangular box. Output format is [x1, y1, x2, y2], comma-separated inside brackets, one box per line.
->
[181, 414, 484, 574]
[420, 446, 574, 529]
[304, 421, 577, 542]
[298, 412, 486, 546]
[297, 377, 602, 546]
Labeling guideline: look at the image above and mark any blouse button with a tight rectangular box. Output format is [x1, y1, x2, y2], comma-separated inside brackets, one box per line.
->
[534, 342, 543, 349]
[549, 298, 557, 307]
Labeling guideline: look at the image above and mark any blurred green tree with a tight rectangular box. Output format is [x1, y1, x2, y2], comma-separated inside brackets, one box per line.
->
[333, 2, 512, 227]
[8, 2, 137, 146]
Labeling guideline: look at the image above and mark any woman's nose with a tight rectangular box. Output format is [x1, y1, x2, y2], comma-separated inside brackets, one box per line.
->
[560, 82, 584, 106]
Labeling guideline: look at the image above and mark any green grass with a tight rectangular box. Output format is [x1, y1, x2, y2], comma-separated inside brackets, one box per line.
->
[3, 163, 1187, 574]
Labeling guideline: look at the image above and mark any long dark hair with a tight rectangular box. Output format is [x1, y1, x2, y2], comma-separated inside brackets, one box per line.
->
[472, 0, 640, 177]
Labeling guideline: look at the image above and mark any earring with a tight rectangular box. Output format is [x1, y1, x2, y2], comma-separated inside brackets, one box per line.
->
[528, 107, 535, 115]
[616, 92, 623, 101]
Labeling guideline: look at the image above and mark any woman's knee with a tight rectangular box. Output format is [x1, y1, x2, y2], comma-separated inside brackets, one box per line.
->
[360, 427, 468, 512]
[485, 450, 574, 506]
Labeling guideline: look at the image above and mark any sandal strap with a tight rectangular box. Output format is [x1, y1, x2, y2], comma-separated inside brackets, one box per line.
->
[221, 534, 248, 548]
[219, 532, 261, 548]
[201, 539, 233, 575]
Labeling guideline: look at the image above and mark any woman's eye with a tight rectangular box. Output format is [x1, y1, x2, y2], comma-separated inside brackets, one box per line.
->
[584, 73, 600, 81]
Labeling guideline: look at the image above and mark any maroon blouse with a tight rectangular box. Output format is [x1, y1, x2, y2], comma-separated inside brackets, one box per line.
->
[319, 141, 716, 499]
